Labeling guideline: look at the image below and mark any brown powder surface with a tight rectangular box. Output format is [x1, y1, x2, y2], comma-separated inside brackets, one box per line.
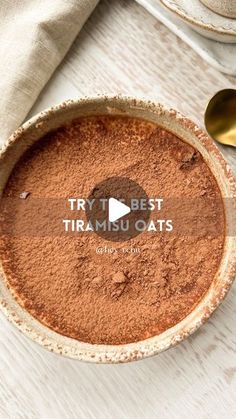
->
[0, 116, 225, 345]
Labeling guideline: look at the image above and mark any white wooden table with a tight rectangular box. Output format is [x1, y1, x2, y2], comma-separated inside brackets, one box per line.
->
[0, 1, 235, 418]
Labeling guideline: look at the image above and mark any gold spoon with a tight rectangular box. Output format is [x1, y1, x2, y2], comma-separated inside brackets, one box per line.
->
[205, 89, 236, 147]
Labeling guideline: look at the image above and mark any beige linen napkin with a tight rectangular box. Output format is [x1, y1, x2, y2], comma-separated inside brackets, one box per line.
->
[0, 0, 99, 145]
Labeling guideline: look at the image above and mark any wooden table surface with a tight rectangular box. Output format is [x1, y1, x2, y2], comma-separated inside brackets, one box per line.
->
[0, 1, 235, 418]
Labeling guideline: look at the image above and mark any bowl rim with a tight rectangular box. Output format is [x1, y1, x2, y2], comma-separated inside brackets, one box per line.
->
[0, 95, 235, 364]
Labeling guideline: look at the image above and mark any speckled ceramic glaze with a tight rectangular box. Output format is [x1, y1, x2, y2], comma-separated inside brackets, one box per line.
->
[0, 96, 235, 363]
[160, 0, 236, 43]
[200, 0, 236, 18]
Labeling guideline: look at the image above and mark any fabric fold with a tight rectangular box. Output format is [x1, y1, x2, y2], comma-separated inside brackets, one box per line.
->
[0, 0, 99, 145]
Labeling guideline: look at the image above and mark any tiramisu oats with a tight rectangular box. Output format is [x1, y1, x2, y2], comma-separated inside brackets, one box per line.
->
[0, 116, 225, 344]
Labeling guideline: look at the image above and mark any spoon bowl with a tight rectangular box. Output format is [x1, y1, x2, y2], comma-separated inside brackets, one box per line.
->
[205, 89, 236, 147]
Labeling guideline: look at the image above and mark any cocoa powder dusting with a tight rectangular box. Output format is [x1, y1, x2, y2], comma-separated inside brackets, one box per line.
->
[0, 116, 225, 345]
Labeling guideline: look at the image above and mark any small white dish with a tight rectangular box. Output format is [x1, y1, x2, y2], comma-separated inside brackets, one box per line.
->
[137, 0, 236, 75]
[160, 0, 236, 43]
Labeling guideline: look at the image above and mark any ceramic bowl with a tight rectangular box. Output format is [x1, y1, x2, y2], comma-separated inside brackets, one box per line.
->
[200, 0, 236, 18]
[0, 96, 235, 363]
[160, 0, 236, 43]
